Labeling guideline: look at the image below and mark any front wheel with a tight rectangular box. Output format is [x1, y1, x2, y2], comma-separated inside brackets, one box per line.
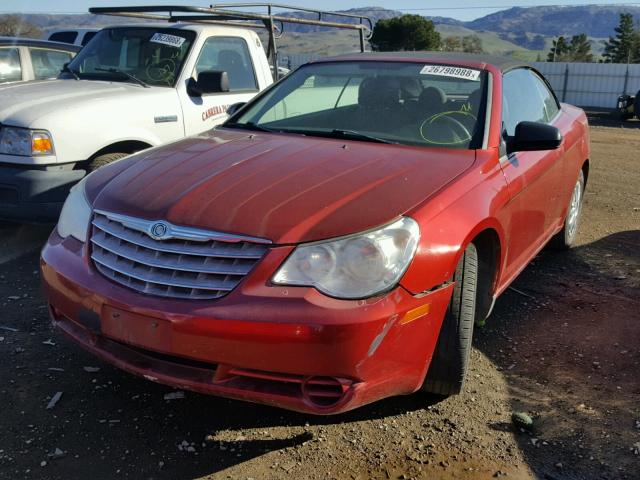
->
[550, 169, 585, 250]
[421, 243, 478, 396]
[85, 152, 129, 173]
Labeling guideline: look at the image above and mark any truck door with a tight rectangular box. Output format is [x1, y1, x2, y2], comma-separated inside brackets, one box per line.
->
[180, 36, 262, 136]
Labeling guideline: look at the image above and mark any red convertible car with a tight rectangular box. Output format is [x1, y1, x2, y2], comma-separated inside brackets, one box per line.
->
[41, 52, 589, 414]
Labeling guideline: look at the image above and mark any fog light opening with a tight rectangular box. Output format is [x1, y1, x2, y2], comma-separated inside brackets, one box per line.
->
[301, 376, 350, 408]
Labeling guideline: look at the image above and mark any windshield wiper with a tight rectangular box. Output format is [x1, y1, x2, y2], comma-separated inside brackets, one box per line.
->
[95, 67, 149, 88]
[328, 129, 397, 144]
[61, 64, 79, 81]
[224, 122, 278, 133]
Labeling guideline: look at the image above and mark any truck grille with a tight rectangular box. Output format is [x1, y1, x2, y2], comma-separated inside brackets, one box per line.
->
[90, 212, 269, 300]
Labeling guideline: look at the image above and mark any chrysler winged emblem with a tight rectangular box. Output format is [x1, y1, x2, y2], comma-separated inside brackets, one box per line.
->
[149, 222, 169, 240]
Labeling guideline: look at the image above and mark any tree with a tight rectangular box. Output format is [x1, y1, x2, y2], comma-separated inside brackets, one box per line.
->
[0, 15, 41, 38]
[548, 34, 594, 62]
[441, 36, 461, 52]
[547, 36, 570, 61]
[370, 15, 440, 52]
[462, 35, 483, 54]
[568, 34, 593, 62]
[603, 13, 635, 63]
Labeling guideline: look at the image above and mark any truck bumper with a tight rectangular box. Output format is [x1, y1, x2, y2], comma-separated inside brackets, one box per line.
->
[0, 165, 85, 222]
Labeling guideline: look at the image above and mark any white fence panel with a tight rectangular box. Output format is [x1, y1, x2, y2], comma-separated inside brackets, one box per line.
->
[533, 62, 640, 108]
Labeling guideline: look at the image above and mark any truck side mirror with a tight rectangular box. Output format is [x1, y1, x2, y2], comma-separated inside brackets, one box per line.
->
[507, 121, 562, 154]
[187, 70, 230, 96]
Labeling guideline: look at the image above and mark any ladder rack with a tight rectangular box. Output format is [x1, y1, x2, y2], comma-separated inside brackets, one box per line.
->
[89, 4, 373, 78]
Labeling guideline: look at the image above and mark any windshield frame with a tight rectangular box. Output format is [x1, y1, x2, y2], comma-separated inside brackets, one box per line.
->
[65, 26, 197, 88]
[223, 60, 489, 150]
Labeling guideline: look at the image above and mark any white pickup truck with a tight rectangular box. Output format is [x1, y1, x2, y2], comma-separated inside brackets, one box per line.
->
[0, 23, 273, 221]
[0, 4, 371, 222]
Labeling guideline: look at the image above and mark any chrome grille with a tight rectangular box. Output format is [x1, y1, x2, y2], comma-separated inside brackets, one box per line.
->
[90, 212, 269, 300]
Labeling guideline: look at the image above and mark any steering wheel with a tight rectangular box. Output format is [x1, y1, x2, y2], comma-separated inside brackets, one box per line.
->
[419, 111, 476, 145]
[145, 59, 176, 84]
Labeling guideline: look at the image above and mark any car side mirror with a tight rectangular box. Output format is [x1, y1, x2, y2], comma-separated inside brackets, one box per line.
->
[226, 102, 246, 116]
[507, 121, 562, 154]
[187, 70, 229, 96]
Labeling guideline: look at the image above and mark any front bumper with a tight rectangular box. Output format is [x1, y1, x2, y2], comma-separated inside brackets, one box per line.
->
[41, 231, 454, 414]
[0, 165, 85, 222]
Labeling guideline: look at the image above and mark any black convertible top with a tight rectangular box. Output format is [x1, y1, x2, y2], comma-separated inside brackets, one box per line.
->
[314, 51, 529, 73]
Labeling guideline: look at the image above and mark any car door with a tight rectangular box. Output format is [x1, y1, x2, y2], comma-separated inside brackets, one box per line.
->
[498, 68, 565, 282]
[179, 36, 261, 136]
[28, 47, 75, 81]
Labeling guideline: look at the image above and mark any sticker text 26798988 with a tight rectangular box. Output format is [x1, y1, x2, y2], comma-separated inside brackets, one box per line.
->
[419, 65, 481, 81]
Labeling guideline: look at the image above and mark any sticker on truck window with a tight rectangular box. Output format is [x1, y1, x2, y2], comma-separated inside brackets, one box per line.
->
[420, 65, 481, 81]
[150, 33, 186, 48]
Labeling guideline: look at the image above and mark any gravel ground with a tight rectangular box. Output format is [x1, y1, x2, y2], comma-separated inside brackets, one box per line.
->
[0, 126, 638, 480]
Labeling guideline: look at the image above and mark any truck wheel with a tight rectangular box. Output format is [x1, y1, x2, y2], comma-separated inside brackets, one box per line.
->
[421, 243, 478, 396]
[86, 152, 129, 173]
[550, 170, 585, 250]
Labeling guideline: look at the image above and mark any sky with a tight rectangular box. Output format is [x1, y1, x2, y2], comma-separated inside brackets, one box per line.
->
[2, 0, 640, 21]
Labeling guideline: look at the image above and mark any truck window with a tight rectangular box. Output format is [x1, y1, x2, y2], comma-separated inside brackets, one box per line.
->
[67, 28, 196, 87]
[81, 32, 97, 46]
[49, 31, 78, 44]
[194, 37, 257, 92]
[30, 48, 75, 80]
[0, 47, 22, 82]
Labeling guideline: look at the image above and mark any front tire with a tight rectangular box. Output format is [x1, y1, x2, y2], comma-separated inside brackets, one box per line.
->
[421, 243, 478, 396]
[86, 152, 129, 173]
[551, 169, 585, 250]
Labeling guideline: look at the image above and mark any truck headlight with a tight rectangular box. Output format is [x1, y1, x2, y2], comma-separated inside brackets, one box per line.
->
[57, 176, 92, 242]
[272, 217, 419, 299]
[0, 127, 54, 156]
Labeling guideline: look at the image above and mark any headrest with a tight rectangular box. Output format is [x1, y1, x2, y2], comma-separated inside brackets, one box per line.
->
[358, 76, 401, 109]
[419, 86, 447, 107]
[399, 77, 422, 101]
[467, 88, 483, 114]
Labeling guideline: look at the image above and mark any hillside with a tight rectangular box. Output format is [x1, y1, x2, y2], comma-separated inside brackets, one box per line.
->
[468, 5, 640, 37]
[4, 5, 639, 59]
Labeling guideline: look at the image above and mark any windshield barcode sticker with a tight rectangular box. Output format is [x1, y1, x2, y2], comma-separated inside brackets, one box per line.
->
[150, 33, 186, 48]
[420, 65, 481, 81]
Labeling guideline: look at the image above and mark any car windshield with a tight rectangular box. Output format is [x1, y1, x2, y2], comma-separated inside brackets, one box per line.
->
[66, 27, 195, 87]
[226, 61, 487, 148]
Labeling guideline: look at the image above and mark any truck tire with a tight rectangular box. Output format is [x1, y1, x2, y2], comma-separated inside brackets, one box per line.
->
[86, 152, 129, 173]
[421, 243, 478, 396]
[550, 169, 585, 250]
[635, 91, 640, 120]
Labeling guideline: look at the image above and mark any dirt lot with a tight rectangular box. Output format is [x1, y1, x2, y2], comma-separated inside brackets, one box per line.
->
[0, 126, 638, 480]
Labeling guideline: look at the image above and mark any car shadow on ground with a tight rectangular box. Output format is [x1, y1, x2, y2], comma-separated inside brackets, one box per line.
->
[475, 230, 640, 480]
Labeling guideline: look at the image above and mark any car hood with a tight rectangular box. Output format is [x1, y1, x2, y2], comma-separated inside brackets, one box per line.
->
[89, 129, 476, 244]
[0, 79, 159, 127]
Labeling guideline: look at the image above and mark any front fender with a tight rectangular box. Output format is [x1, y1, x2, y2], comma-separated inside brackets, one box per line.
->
[38, 89, 183, 163]
[400, 150, 509, 295]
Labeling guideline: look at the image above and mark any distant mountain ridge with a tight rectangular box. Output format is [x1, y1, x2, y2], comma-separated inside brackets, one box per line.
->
[5, 5, 640, 59]
[467, 5, 640, 37]
[11, 5, 640, 38]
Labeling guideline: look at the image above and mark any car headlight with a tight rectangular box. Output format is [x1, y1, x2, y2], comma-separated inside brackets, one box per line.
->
[0, 127, 54, 156]
[57, 176, 92, 242]
[272, 217, 419, 299]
